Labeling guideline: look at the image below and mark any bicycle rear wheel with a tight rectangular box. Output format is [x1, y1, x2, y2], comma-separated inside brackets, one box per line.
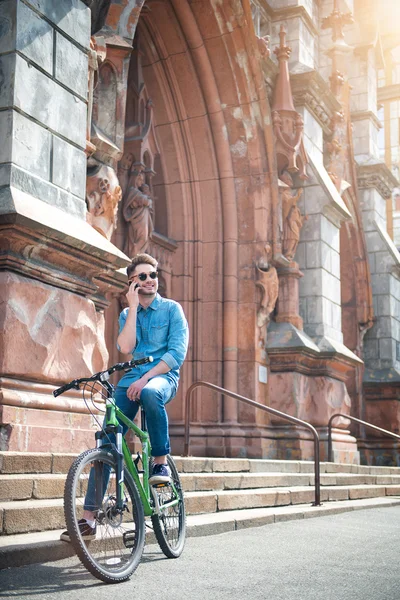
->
[151, 455, 186, 558]
[64, 448, 145, 583]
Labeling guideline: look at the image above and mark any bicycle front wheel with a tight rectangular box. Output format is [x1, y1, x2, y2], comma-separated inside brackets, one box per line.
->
[64, 448, 145, 583]
[151, 455, 186, 558]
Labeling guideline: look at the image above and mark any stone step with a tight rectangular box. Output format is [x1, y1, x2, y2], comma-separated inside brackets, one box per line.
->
[184, 484, 400, 514]
[2, 483, 400, 536]
[2, 451, 400, 476]
[1, 496, 400, 570]
[3, 470, 400, 503]
[0, 474, 66, 501]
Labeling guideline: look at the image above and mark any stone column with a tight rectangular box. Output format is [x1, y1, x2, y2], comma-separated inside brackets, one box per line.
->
[345, 18, 400, 463]
[0, 0, 129, 452]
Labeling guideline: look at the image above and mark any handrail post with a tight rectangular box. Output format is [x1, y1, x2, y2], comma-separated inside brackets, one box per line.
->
[328, 415, 333, 462]
[313, 428, 321, 506]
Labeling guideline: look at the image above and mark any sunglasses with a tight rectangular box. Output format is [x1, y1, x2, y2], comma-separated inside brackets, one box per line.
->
[132, 271, 158, 282]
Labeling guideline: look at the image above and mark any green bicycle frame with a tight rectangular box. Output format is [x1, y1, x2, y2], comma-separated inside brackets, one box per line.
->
[102, 398, 179, 517]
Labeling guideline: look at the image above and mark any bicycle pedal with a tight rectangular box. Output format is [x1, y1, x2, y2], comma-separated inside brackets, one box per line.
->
[123, 530, 136, 548]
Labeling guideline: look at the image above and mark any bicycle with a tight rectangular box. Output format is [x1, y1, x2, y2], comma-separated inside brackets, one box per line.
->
[53, 356, 186, 583]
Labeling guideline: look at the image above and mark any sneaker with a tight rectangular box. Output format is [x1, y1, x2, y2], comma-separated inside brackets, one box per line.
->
[149, 463, 171, 485]
[60, 518, 96, 542]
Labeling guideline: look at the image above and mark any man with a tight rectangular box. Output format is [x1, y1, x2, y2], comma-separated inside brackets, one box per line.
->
[61, 252, 188, 541]
[116, 252, 189, 482]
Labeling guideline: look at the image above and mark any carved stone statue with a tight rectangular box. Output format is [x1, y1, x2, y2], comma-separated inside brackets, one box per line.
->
[86, 164, 122, 240]
[256, 244, 279, 345]
[281, 174, 306, 262]
[257, 35, 271, 59]
[122, 168, 154, 258]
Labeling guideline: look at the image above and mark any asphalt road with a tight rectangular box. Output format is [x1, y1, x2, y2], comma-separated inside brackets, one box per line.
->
[0, 506, 399, 600]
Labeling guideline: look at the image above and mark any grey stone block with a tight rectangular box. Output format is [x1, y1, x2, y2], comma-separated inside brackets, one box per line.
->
[390, 274, 400, 299]
[376, 294, 391, 317]
[299, 296, 307, 322]
[0, 163, 11, 187]
[0, 0, 16, 55]
[367, 316, 392, 339]
[322, 270, 341, 305]
[306, 295, 323, 324]
[296, 240, 306, 269]
[331, 249, 340, 279]
[14, 55, 86, 148]
[12, 111, 51, 179]
[52, 135, 86, 199]
[375, 251, 397, 274]
[299, 268, 322, 297]
[57, 187, 87, 218]
[2, 164, 86, 219]
[55, 32, 88, 98]
[0, 54, 15, 108]
[321, 215, 340, 251]
[371, 273, 390, 295]
[25, 0, 90, 49]
[363, 338, 379, 361]
[331, 301, 342, 332]
[300, 213, 321, 242]
[0, 110, 13, 164]
[379, 338, 395, 361]
[16, 1, 53, 74]
[305, 240, 322, 269]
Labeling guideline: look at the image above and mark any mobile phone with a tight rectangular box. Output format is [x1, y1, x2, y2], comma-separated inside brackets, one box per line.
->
[134, 283, 140, 290]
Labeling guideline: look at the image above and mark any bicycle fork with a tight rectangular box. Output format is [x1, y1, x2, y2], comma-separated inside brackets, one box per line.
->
[94, 400, 125, 513]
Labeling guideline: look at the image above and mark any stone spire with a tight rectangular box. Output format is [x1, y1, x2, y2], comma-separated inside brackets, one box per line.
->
[272, 25, 295, 112]
[271, 26, 308, 179]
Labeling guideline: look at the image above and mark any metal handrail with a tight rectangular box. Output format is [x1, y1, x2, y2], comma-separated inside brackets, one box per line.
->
[184, 381, 321, 506]
[328, 413, 400, 462]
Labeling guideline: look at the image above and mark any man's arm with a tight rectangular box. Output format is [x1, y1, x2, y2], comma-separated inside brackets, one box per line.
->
[126, 359, 170, 401]
[117, 282, 140, 354]
[126, 302, 189, 401]
[160, 302, 189, 371]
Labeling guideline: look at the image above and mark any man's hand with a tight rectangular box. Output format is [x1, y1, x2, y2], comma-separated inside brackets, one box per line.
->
[126, 280, 140, 309]
[127, 377, 148, 401]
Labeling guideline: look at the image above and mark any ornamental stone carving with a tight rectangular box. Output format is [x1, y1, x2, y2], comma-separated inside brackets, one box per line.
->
[280, 173, 306, 262]
[122, 167, 154, 258]
[86, 164, 122, 240]
[256, 244, 279, 345]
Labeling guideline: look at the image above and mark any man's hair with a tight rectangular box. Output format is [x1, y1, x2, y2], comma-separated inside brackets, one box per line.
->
[127, 253, 158, 278]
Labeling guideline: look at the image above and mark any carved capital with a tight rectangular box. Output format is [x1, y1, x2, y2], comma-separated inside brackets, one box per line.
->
[357, 162, 399, 200]
[290, 70, 342, 136]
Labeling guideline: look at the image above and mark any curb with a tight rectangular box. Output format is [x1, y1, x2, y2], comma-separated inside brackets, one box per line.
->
[1, 496, 400, 570]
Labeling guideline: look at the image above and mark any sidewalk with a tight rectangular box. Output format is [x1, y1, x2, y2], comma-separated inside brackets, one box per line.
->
[1, 505, 399, 600]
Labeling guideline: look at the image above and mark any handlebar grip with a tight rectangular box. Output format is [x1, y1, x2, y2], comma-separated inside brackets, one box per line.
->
[53, 380, 79, 398]
[53, 384, 69, 398]
[132, 356, 153, 366]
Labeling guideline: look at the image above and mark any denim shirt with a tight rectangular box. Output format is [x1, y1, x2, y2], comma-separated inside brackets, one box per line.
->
[117, 293, 189, 389]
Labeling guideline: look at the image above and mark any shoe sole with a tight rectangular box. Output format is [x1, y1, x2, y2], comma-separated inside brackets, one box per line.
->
[149, 476, 171, 485]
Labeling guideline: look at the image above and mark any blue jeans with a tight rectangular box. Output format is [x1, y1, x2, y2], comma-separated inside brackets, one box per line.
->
[84, 375, 176, 511]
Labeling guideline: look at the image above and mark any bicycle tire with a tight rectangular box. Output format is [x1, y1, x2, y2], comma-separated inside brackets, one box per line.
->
[64, 448, 145, 583]
[151, 455, 186, 558]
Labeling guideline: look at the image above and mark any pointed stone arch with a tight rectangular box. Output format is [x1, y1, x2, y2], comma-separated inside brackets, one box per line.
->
[103, 0, 278, 455]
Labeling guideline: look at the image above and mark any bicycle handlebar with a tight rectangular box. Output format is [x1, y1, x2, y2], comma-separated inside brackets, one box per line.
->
[52, 356, 154, 398]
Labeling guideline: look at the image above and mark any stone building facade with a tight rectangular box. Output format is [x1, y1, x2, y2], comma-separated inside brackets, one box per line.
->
[0, 0, 399, 464]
